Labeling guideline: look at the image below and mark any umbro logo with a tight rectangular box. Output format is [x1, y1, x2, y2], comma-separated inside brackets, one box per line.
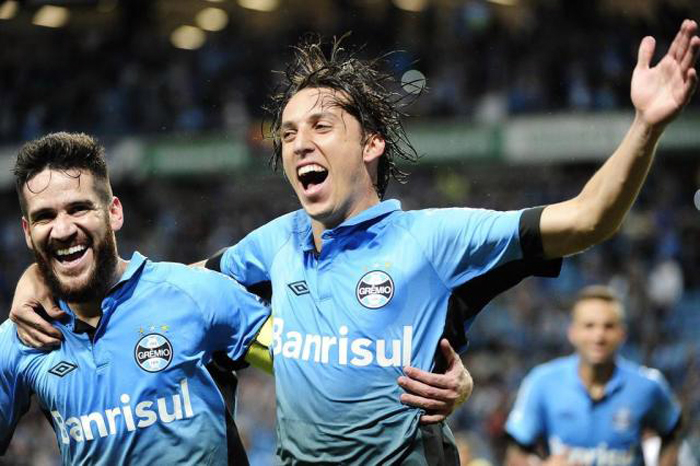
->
[288, 280, 310, 296]
[49, 361, 78, 378]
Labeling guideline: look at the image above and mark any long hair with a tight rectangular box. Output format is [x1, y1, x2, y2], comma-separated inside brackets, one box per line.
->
[266, 34, 420, 198]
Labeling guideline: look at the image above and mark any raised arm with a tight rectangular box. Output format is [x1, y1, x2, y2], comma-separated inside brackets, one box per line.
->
[541, 20, 699, 258]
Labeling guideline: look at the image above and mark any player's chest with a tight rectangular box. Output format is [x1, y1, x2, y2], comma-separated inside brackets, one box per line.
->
[270, 236, 442, 323]
[546, 391, 643, 447]
[26, 316, 206, 414]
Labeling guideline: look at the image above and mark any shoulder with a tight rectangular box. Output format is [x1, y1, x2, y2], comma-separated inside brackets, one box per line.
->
[617, 358, 672, 393]
[140, 260, 246, 303]
[526, 356, 574, 385]
[0, 320, 30, 369]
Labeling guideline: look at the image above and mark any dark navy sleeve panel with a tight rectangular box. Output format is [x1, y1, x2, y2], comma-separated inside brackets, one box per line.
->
[204, 247, 228, 273]
[151, 265, 271, 365]
[519, 206, 548, 260]
[0, 321, 31, 454]
[219, 212, 299, 287]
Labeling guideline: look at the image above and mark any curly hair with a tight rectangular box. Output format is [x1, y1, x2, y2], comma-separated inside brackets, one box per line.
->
[14, 132, 111, 215]
[266, 34, 420, 198]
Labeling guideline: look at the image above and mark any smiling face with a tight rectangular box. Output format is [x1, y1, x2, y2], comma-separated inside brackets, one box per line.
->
[21, 168, 123, 303]
[280, 87, 386, 231]
[568, 298, 626, 367]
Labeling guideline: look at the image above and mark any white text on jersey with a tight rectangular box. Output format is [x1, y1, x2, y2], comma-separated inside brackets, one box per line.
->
[272, 318, 413, 367]
[51, 379, 194, 444]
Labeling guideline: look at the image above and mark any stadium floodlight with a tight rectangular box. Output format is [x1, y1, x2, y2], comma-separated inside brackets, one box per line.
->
[0, 1, 18, 20]
[487, 0, 518, 5]
[32, 5, 69, 28]
[171, 25, 207, 50]
[196, 7, 229, 32]
[238, 0, 279, 13]
[392, 0, 428, 12]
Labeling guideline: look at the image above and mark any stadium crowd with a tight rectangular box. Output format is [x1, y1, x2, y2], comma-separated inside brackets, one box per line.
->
[1, 0, 699, 145]
[1, 0, 699, 464]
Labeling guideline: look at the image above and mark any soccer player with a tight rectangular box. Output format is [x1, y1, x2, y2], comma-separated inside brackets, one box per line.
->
[11, 19, 700, 464]
[504, 286, 683, 466]
[1, 133, 271, 464]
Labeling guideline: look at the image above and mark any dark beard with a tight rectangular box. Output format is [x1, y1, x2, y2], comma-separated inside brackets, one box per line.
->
[34, 231, 119, 304]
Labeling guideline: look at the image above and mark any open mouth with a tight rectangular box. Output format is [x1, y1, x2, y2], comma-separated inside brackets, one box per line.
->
[53, 244, 89, 264]
[297, 163, 329, 191]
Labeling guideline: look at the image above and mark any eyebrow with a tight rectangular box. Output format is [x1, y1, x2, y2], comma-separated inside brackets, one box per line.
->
[28, 200, 96, 221]
[281, 111, 339, 130]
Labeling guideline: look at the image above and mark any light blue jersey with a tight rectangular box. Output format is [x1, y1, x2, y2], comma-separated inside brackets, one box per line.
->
[0, 252, 269, 465]
[505, 355, 681, 466]
[216, 200, 558, 464]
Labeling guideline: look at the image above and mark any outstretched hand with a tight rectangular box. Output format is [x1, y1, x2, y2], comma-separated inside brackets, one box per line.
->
[9, 264, 64, 348]
[632, 19, 700, 127]
[397, 338, 473, 424]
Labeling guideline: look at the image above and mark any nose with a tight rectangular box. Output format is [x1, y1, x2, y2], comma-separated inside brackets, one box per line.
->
[51, 212, 78, 242]
[293, 127, 314, 157]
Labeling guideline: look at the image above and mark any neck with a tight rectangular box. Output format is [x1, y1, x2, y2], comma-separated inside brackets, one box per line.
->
[69, 257, 128, 327]
[578, 358, 616, 400]
[310, 195, 380, 252]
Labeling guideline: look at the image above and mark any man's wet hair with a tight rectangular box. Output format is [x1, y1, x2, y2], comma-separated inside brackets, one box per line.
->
[267, 34, 420, 198]
[14, 132, 111, 215]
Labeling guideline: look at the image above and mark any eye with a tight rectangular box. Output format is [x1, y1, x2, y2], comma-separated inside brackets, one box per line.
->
[282, 130, 296, 142]
[315, 122, 331, 131]
[68, 203, 93, 216]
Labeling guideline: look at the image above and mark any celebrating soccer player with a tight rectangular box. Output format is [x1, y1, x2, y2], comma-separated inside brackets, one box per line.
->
[1, 133, 271, 463]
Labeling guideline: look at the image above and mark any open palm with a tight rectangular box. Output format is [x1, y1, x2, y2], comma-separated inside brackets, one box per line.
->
[631, 20, 700, 127]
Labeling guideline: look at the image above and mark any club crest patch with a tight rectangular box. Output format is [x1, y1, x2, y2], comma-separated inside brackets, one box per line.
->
[356, 270, 394, 309]
[135, 333, 173, 373]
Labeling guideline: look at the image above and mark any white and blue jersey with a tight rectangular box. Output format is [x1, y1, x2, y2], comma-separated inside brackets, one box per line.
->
[505, 355, 682, 466]
[209, 199, 561, 464]
[0, 252, 269, 465]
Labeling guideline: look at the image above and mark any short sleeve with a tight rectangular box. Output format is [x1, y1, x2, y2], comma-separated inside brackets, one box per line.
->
[191, 269, 271, 363]
[0, 320, 31, 454]
[505, 369, 546, 448]
[409, 207, 523, 289]
[643, 368, 682, 436]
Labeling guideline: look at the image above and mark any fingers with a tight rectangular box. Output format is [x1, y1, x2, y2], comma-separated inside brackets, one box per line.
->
[419, 412, 447, 425]
[637, 36, 655, 70]
[438, 338, 459, 367]
[10, 304, 64, 341]
[17, 326, 62, 349]
[680, 35, 700, 75]
[400, 392, 449, 411]
[44, 302, 66, 320]
[398, 373, 454, 399]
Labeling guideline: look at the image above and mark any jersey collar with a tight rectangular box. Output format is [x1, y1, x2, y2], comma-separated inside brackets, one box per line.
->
[570, 354, 625, 400]
[297, 199, 402, 252]
[58, 251, 148, 332]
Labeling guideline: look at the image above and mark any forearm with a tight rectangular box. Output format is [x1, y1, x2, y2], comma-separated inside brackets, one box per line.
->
[541, 114, 663, 258]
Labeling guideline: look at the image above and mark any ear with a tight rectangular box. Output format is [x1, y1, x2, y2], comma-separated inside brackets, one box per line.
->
[363, 133, 386, 164]
[108, 197, 124, 232]
[567, 323, 576, 348]
[21, 217, 34, 250]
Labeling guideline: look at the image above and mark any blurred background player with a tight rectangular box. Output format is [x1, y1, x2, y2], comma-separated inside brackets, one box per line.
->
[504, 285, 686, 466]
[1, 132, 270, 464]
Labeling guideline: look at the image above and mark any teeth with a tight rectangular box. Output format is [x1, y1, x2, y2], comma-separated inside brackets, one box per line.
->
[56, 245, 87, 257]
[297, 164, 327, 177]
